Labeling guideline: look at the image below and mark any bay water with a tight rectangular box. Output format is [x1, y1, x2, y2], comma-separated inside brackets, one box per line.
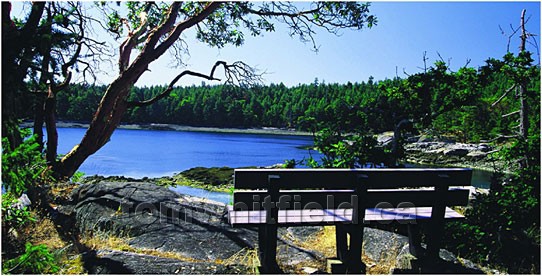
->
[52, 127, 492, 204]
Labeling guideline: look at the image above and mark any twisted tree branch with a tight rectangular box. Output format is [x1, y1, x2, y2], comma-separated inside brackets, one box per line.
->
[126, 60, 261, 108]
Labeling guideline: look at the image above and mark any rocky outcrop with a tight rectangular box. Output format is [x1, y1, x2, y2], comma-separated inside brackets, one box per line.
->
[376, 132, 498, 171]
[85, 249, 244, 274]
[71, 182, 256, 261]
[67, 182, 257, 273]
[362, 227, 486, 274]
[403, 139, 499, 171]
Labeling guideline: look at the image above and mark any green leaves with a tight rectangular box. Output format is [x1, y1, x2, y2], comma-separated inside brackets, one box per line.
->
[2, 243, 59, 274]
[2, 129, 49, 197]
[1, 193, 36, 228]
[310, 128, 392, 169]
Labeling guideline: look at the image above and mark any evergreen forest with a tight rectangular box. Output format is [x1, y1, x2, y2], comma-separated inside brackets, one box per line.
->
[15, 57, 539, 145]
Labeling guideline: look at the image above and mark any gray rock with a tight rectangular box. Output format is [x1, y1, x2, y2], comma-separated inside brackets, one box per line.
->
[70, 182, 488, 274]
[72, 182, 258, 263]
[404, 139, 495, 170]
[363, 228, 408, 264]
[478, 143, 492, 152]
[285, 226, 323, 243]
[467, 151, 488, 159]
[377, 132, 394, 145]
[71, 182, 329, 274]
[443, 148, 469, 157]
[87, 249, 243, 274]
[417, 135, 435, 142]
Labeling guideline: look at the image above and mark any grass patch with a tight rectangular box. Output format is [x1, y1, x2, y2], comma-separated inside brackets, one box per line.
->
[3, 212, 86, 274]
[296, 226, 408, 274]
[154, 167, 243, 193]
[58, 254, 85, 274]
[223, 247, 260, 274]
[80, 231, 203, 263]
[298, 226, 337, 259]
[26, 216, 67, 250]
[155, 173, 231, 193]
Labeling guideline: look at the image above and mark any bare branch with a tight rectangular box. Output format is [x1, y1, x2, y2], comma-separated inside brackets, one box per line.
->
[168, 37, 191, 68]
[402, 68, 410, 77]
[483, 134, 520, 143]
[423, 51, 428, 73]
[126, 60, 262, 108]
[221, 61, 264, 87]
[502, 110, 520, 118]
[492, 84, 516, 107]
[502, 21, 521, 52]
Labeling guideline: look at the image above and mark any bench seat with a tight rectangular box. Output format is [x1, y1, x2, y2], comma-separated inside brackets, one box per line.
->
[228, 206, 464, 226]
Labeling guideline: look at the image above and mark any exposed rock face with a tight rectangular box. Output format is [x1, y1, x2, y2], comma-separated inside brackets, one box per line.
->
[86, 249, 243, 274]
[71, 182, 257, 273]
[361, 227, 485, 274]
[404, 140, 497, 170]
[377, 131, 497, 170]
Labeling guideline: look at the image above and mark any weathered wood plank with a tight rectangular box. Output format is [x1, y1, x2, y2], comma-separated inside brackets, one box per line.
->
[234, 168, 472, 189]
[232, 188, 470, 210]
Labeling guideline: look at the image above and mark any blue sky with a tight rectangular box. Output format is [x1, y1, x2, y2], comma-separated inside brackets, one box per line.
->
[12, 2, 541, 87]
[139, 1, 541, 87]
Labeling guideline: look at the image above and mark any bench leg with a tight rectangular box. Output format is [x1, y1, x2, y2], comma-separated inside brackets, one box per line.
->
[345, 225, 365, 274]
[407, 224, 424, 258]
[425, 223, 444, 264]
[258, 225, 280, 273]
[336, 224, 348, 262]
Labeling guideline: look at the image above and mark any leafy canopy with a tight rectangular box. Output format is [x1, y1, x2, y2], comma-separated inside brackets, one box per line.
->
[100, 1, 377, 51]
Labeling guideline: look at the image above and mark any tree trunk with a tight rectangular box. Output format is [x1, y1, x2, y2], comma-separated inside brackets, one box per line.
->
[518, 9, 530, 168]
[2, 2, 45, 150]
[33, 96, 46, 151]
[44, 88, 58, 165]
[56, 63, 146, 178]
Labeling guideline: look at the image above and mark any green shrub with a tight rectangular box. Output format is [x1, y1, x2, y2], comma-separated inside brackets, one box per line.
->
[70, 171, 86, 183]
[307, 128, 394, 168]
[2, 242, 59, 274]
[444, 138, 540, 273]
[1, 193, 36, 230]
[2, 128, 49, 197]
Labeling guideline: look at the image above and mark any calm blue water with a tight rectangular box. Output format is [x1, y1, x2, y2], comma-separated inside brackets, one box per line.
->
[169, 185, 232, 204]
[54, 127, 319, 178]
[52, 127, 491, 201]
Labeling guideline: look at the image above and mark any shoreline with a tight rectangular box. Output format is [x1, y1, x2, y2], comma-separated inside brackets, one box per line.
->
[21, 120, 313, 136]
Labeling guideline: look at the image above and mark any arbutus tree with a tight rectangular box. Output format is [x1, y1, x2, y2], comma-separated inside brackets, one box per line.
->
[51, 1, 377, 178]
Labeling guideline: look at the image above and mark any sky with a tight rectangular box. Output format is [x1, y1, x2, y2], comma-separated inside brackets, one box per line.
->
[11, 1, 542, 88]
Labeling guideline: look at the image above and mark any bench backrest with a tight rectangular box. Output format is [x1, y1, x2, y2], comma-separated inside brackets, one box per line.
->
[232, 168, 472, 212]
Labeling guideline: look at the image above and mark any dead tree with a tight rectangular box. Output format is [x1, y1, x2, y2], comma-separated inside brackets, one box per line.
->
[491, 9, 537, 170]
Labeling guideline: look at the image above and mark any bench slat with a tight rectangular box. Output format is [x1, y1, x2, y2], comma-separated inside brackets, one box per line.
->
[232, 188, 470, 210]
[227, 206, 465, 226]
[234, 168, 472, 189]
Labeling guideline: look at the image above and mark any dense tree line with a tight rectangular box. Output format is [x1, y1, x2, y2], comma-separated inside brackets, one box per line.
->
[26, 59, 537, 144]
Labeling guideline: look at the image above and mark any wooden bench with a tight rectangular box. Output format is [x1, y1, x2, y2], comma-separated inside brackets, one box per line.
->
[227, 168, 472, 273]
